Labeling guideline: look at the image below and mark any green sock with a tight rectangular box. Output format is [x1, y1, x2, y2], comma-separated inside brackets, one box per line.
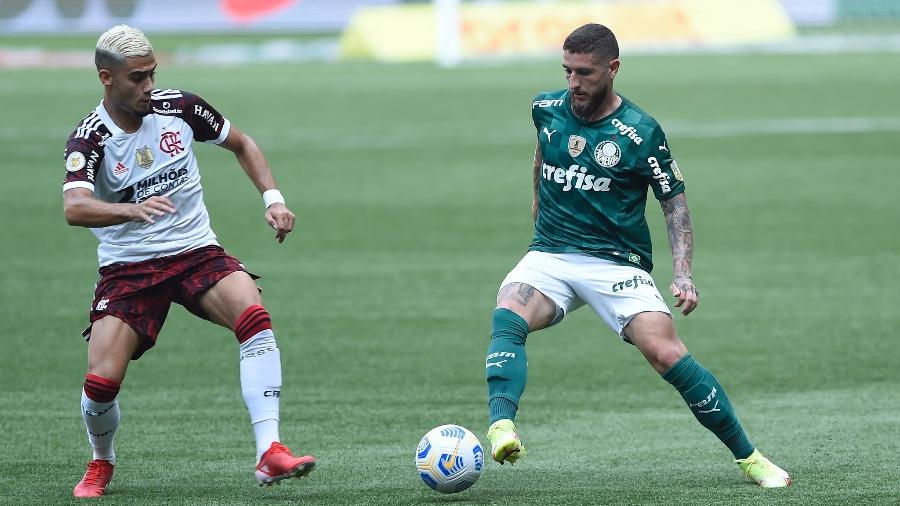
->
[662, 354, 755, 459]
[486, 308, 530, 424]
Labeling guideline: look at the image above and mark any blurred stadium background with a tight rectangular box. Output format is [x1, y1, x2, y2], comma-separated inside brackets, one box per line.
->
[1, 1, 898, 504]
[3, 0, 900, 64]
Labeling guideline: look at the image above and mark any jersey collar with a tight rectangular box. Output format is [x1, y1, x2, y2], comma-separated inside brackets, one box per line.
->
[96, 100, 147, 137]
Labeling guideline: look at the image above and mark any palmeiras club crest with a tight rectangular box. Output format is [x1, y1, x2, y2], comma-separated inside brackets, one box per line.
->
[594, 140, 621, 168]
[160, 130, 184, 157]
[568, 135, 587, 157]
[135, 145, 154, 169]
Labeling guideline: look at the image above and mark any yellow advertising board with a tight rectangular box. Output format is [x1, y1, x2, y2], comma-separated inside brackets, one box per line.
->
[340, 0, 795, 62]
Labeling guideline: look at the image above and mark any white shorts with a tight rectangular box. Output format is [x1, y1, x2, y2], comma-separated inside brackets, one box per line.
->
[499, 251, 672, 338]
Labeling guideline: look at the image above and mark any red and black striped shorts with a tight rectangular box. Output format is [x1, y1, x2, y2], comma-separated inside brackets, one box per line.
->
[83, 245, 257, 359]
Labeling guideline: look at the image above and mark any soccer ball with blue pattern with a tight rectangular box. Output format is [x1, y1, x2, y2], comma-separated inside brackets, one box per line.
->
[415, 424, 484, 494]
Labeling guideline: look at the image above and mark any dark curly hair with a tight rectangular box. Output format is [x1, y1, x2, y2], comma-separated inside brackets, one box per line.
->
[563, 24, 619, 64]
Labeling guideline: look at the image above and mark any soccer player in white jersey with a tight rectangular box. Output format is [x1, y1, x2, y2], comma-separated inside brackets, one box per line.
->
[63, 25, 315, 498]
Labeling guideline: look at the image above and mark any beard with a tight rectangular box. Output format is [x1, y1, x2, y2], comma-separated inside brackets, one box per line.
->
[570, 84, 609, 121]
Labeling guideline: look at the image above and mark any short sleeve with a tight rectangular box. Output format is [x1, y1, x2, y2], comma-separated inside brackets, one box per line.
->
[179, 92, 231, 144]
[62, 129, 106, 193]
[636, 125, 685, 200]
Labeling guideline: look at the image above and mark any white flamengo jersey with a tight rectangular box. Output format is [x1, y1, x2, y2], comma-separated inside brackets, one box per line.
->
[63, 89, 231, 267]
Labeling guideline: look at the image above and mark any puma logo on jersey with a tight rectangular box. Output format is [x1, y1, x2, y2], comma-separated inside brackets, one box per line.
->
[542, 127, 557, 141]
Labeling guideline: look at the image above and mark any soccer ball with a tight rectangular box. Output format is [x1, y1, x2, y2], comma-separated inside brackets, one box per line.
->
[415, 424, 484, 494]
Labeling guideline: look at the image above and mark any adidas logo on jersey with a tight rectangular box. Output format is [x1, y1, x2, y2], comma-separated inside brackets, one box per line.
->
[542, 162, 611, 192]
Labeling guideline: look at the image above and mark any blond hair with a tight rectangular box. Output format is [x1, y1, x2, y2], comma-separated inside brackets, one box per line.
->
[95, 25, 153, 69]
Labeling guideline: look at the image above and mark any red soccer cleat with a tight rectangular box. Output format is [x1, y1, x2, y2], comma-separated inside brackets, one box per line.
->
[255, 442, 317, 486]
[73, 459, 114, 498]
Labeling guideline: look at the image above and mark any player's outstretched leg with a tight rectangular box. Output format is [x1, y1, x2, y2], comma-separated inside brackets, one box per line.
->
[485, 308, 530, 464]
[74, 374, 120, 498]
[662, 353, 791, 488]
[235, 304, 317, 486]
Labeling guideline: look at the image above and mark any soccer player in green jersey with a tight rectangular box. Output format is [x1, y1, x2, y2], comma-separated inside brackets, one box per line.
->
[484, 24, 792, 488]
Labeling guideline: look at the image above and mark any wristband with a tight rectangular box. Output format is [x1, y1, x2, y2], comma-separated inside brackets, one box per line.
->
[262, 189, 285, 209]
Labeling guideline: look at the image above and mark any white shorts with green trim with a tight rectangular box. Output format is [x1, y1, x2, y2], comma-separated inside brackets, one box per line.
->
[499, 251, 672, 338]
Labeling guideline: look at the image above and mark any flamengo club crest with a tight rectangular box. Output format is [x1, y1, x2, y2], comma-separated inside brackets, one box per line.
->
[568, 135, 586, 157]
[160, 130, 184, 157]
[135, 145, 154, 169]
[594, 140, 621, 167]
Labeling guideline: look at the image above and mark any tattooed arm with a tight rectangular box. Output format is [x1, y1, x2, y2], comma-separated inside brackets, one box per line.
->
[532, 140, 542, 221]
[659, 192, 699, 315]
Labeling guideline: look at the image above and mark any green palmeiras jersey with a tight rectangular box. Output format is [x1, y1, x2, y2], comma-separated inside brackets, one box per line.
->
[529, 90, 685, 272]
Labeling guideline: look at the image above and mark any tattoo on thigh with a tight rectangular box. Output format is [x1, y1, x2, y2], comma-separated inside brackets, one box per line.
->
[515, 284, 535, 305]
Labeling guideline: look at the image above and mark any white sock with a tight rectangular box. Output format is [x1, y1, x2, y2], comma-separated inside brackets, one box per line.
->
[81, 390, 119, 465]
[239, 329, 282, 461]
[253, 419, 280, 462]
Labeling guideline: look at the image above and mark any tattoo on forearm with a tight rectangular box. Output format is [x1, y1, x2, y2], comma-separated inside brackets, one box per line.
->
[660, 193, 694, 278]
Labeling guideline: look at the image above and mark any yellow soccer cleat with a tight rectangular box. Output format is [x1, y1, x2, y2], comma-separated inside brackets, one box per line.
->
[736, 450, 792, 488]
[487, 419, 525, 465]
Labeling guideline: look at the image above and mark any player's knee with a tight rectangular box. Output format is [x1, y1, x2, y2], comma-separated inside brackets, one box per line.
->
[234, 304, 274, 344]
[495, 298, 521, 314]
[83, 373, 121, 403]
[496, 282, 523, 307]
[496, 284, 555, 331]
[638, 338, 687, 372]
[655, 345, 687, 371]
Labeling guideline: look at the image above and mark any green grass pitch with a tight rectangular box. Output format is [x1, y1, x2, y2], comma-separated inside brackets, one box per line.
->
[0, 49, 898, 505]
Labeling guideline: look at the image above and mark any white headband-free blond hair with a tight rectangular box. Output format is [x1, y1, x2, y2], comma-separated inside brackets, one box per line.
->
[95, 25, 153, 68]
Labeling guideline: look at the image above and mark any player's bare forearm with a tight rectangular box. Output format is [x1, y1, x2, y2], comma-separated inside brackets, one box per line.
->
[660, 192, 693, 278]
[221, 125, 277, 193]
[64, 188, 175, 227]
[532, 140, 542, 221]
[660, 192, 699, 315]
[221, 125, 296, 242]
